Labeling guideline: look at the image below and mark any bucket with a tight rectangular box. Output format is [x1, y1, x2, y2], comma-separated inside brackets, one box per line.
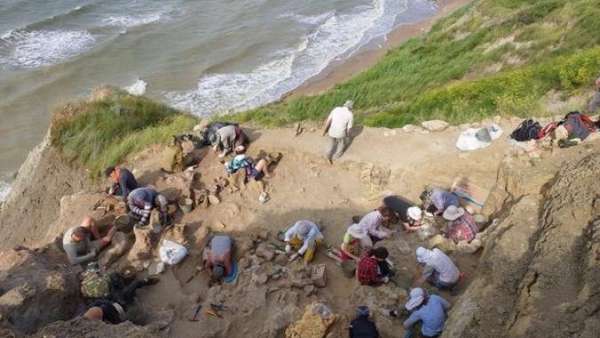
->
[179, 198, 193, 213]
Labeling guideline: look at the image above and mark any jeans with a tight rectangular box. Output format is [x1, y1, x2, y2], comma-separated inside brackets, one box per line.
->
[326, 136, 347, 161]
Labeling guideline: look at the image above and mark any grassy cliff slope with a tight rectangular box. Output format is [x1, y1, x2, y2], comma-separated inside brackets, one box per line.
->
[50, 88, 198, 177]
[234, 0, 600, 127]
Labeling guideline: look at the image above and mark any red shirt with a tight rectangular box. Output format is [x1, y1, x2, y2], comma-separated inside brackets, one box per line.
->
[357, 254, 380, 285]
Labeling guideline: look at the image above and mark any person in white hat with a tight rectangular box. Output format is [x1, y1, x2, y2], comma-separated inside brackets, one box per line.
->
[442, 205, 478, 243]
[403, 288, 450, 338]
[339, 223, 372, 261]
[284, 220, 324, 263]
[323, 100, 354, 164]
[383, 195, 423, 233]
[415, 246, 460, 290]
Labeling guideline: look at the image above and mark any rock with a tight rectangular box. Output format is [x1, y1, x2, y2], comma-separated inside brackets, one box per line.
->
[402, 124, 418, 133]
[127, 224, 154, 270]
[255, 243, 275, 261]
[310, 264, 327, 288]
[148, 261, 165, 276]
[98, 231, 132, 268]
[208, 194, 220, 205]
[395, 239, 411, 255]
[36, 317, 162, 337]
[236, 237, 255, 256]
[239, 257, 251, 269]
[274, 253, 289, 266]
[251, 267, 270, 285]
[428, 234, 456, 253]
[421, 120, 449, 132]
[285, 303, 337, 338]
[0, 248, 81, 335]
[304, 285, 316, 297]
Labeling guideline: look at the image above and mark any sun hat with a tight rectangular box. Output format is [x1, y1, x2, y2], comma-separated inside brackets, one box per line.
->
[344, 100, 354, 109]
[405, 288, 426, 311]
[347, 224, 368, 239]
[443, 205, 465, 221]
[415, 246, 431, 264]
[407, 206, 422, 221]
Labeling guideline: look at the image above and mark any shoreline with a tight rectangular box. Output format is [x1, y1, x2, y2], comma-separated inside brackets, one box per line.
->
[288, 0, 472, 98]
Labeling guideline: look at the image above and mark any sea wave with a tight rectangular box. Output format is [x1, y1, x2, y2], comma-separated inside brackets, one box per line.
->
[102, 13, 164, 28]
[125, 79, 147, 96]
[0, 30, 95, 69]
[0, 180, 11, 203]
[279, 11, 335, 26]
[167, 0, 407, 115]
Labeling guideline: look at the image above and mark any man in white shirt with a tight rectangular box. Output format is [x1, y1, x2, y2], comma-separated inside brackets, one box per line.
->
[323, 100, 354, 164]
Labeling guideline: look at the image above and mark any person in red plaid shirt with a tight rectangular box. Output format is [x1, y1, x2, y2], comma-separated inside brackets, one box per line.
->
[356, 247, 391, 286]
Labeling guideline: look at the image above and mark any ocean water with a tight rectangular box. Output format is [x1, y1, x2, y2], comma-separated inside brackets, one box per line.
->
[0, 0, 438, 200]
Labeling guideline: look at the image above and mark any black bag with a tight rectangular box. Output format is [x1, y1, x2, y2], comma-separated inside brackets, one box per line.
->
[510, 119, 542, 141]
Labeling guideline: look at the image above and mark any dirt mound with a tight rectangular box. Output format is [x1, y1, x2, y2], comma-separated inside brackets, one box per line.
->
[32, 317, 160, 338]
[443, 148, 600, 338]
[0, 247, 82, 335]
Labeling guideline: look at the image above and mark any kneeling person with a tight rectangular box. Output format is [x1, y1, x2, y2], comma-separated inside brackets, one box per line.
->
[127, 187, 169, 228]
[284, 220, 324, 263]
[63, 216, 116, 265]
[403, 288, 450, 338]
[415, 247, 460, 290]
[203, 235, 234, 285]
[356, 247, 392, 286]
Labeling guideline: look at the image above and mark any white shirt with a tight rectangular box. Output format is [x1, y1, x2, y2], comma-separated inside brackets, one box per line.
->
[326, 107, 353, 138]
[423, 248, 460, 284]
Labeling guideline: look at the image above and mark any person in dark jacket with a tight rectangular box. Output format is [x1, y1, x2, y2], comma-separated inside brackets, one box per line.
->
[105, 166, 138, 199]
[83, 272, 158, 324]
[127, 187, 169, 228]
[349, 306, 380, 338]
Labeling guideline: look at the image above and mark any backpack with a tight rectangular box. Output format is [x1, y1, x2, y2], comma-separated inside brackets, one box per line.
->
[80, 270, 111, 299]
[562, 111, 596, 140]
[511, 119, 542, 141]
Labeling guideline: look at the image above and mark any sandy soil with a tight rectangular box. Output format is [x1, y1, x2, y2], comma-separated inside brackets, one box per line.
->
[119, 120, 520, 337]
[290, 0, 473, 98]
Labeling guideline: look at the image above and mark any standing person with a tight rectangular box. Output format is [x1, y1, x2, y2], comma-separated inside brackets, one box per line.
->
[127, 187, 169, 228]
[349, 306, 380, 338]
[357, 206, 396, 246]
[442, 206, 479, 243]
[105, 166, 138, 199]
[403, 288, 450, 338]
[62, 216, 116, 265]
[202, 235, 234, 285]
[356, 247, 392, 286]
[586, 77, 600, 115]
[323, 100, 354, 164]
[383, 195, 423, 232]
[415, 247, 460, 290]
[284, 220, 324, 263]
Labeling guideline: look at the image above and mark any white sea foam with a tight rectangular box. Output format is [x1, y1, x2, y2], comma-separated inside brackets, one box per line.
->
[0, 180, 11, 203]
[125, 79, 147, 96]
[167, 0, 407, 116]
[0, 30, 95, 68]
[102, 13, 163, 28]
[280, 11, 334, 26]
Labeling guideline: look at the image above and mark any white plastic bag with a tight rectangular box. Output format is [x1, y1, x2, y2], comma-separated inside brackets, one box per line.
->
[159, 240, 188, 265]
[456, 124, 503, 151]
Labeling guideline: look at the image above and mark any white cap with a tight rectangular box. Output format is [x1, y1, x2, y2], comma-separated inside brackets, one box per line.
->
[405, 288, 426, 311]
[407, 206, 422, 221]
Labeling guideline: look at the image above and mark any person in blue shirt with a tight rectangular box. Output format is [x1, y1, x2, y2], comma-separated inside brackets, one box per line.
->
[403, 288, 450, 338]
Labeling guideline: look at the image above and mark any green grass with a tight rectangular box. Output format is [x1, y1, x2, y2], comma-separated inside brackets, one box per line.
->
[51, 89, 198, 177]
[233, 0, 600, 128]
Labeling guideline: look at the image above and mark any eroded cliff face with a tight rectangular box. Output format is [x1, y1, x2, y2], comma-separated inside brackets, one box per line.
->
[0, 131, 93, 250]
[443, 147, 600, 338]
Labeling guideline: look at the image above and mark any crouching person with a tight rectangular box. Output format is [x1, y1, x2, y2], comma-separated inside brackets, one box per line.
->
[63, 216, 116, 265]
[415, 247, 460, 290]
[127, 187, 169, 230]
[105, 166, 138, 199]
[202, 234, 234, 285]
[349, 306, 380, 338]
[82, 268, 158, 324]
[403, 288, 450, 338]
[356, 247, 392, 286]
[284, 220, 324, 264]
